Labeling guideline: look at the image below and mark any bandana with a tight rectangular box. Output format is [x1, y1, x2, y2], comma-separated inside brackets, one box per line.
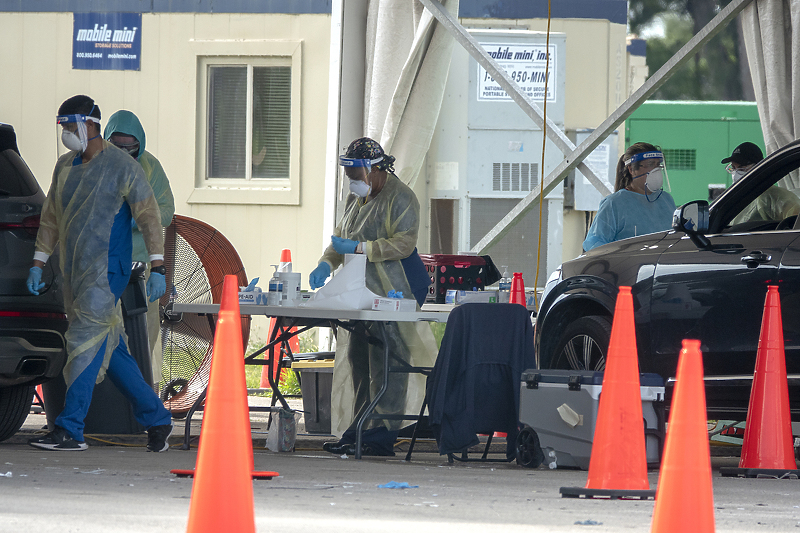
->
[344, 137, 396, 172]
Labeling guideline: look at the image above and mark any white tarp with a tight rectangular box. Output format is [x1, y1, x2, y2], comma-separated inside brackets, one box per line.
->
[363, 0, 458, 187]
[742, 0, 800, 187]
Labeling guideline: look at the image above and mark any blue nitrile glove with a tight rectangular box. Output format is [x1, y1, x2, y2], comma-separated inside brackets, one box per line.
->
[309, 262, 331, 290]
[331, 235, 358, 255]
[26, 266, 45, 295]
[147, 271, 166, 302]
[245, 277, 259, 291]
[387, 290, 404, 299]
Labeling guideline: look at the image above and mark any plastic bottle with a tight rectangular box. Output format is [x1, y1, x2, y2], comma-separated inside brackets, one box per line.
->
[498, 265, 511, 303]
[267, 265, 283, 306]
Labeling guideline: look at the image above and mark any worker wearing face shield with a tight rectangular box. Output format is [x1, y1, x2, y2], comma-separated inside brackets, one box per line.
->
[26, 95, 172, 452]
[582, 142, 677, 252]
[723, 142, 800, 225]
[104, 110, 175, 389]
[308, 137, 437, 457]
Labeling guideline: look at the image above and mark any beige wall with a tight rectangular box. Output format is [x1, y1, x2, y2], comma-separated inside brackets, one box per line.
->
[0, 12, 331, 291]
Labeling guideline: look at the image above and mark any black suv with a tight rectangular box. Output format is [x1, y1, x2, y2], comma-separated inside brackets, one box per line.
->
[536, 139, 800, 421]
[0, 124, 68, 441]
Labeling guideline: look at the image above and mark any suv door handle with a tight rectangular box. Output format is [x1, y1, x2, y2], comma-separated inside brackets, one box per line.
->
[741, 251, 771, 267]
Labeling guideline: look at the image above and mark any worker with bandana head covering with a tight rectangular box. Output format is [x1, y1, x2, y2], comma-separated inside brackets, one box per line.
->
[104, 110, 175, 389]
[309, 137, 438, 456]
[26, 95, 173, 452]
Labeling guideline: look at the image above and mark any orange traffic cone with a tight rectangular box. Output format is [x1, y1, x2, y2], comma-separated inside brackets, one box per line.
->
[720, 285, 799, 478]
[260, 316, 300, 388]
[178, 276, 278, 533]
[560, 286, 654, 499]
[509, 272, 526, 306]
[651, 339, 715, 532]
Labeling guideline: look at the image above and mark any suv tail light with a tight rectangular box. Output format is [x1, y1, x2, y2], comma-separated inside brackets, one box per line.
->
[0, 214, 40, 237]
[0, 310, 67, 320]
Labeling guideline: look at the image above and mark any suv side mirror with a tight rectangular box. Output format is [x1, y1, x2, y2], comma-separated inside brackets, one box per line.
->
[673, 200, 710, 249]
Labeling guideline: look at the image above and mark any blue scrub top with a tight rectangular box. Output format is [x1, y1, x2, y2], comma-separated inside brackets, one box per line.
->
[583, 189, 676, 251]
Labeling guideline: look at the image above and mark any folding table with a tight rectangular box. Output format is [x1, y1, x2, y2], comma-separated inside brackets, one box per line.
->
[172, 302, 449, 458]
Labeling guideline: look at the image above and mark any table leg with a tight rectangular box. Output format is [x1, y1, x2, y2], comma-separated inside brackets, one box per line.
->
[355, 322, 391, 460]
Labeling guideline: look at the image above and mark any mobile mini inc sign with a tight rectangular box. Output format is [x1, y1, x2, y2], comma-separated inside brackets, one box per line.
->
[72, 13, 142, 71]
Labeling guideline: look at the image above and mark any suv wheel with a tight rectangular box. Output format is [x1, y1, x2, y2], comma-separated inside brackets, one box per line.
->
[0, 384, 35, 442]
[550, 315, 611, 371]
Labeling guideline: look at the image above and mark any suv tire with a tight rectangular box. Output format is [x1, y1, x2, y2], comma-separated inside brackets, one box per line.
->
[0, 384, 35, 442]
[549, 315, 611, 371]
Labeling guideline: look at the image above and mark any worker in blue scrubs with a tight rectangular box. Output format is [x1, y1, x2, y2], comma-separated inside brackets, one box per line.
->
[26, 95, 172, 452]
[583, 142, 676, 252]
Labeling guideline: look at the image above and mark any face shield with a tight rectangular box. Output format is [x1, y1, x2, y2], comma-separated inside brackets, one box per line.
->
[625, 150, 670, 202]
[56, 114, 100, 155]
[339, 155, 383, 197]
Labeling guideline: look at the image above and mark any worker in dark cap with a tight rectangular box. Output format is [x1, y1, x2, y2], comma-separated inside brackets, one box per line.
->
[721, 141, 764, 184]
[722, 142, 800, 225]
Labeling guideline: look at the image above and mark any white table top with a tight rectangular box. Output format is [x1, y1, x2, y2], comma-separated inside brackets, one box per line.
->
[172, 302, 451, 323]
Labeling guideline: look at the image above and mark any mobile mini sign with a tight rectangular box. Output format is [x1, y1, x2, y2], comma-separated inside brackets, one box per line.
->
[477, 43, 556, 102]
[72, 13, 142, 71]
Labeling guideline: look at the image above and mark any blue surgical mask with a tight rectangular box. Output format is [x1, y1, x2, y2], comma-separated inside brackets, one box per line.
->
[349, 179, 371, 198]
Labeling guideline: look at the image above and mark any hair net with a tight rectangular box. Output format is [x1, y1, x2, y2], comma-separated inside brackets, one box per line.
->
[318, 174, 437, 436]
[36, 141, 165, 386]
[344, 137, 396, 172]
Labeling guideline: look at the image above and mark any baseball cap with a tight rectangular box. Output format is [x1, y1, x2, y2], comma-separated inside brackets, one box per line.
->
[721, 142, 764, 165]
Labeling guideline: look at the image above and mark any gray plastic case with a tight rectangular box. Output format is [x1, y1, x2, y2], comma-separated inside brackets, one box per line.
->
[518, 369, 665, 470]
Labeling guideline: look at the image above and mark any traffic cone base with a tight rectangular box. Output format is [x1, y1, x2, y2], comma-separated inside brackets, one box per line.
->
[560, 286, 655, 500]
[172, 469, 279, 480]
[721, 286, 799, 477]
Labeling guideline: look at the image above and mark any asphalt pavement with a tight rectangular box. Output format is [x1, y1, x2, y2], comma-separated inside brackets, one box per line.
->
[2, 405, 800, 533]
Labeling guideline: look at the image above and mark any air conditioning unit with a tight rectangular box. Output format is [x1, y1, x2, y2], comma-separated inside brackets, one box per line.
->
[427, 30, 566, 286]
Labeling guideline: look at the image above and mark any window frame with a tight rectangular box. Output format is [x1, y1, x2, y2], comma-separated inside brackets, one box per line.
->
[189, 40, 301, 205]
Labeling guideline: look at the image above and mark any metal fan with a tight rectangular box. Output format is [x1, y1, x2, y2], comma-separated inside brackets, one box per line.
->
[159, 215, 250, 416]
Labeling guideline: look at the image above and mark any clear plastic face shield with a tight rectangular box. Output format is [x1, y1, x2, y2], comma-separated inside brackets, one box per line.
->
[625, 151, 670, 202]
[339, 155, 383, 198]
[56, 114, 100, 155]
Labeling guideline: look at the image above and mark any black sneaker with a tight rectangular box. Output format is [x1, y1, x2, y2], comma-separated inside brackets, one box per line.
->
[146, 422, 173, 452]
[28, 426, 88, 451]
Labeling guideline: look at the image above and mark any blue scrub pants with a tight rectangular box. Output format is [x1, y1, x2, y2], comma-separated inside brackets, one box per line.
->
[55, 200, 172, 442]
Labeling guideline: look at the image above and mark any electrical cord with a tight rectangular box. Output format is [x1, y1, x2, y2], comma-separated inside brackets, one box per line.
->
[533, 0, 553, 309]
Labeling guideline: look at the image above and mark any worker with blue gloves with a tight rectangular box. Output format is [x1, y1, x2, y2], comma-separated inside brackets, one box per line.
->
[27, 95, 173, 452]
[582, 142, 676, 252]
[310, 137, 437, 456]
[104, 110, 175, 388]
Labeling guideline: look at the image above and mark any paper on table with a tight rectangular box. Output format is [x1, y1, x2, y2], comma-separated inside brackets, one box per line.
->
[301, 254, 381, 310]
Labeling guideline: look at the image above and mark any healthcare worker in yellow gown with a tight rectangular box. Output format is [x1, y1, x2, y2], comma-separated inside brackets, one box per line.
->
[309, 137, 438, 456]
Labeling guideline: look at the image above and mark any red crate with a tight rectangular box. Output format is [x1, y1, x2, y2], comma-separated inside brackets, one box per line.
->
[419, 254, 488, 303]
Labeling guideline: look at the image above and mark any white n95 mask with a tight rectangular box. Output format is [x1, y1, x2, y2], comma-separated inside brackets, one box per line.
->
[645, 168, 663, 194]
[349, 179, 371, 198]
[61, 130, 85, 152]
[732, 169, 747, 183]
